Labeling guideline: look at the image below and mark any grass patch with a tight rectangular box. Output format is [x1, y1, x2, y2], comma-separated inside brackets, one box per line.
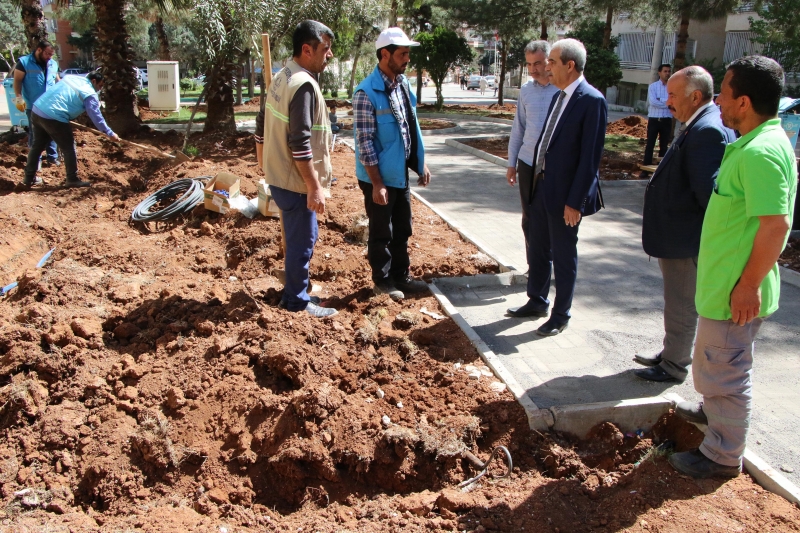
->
[144, 109, 259, 125]
[605, 134, 643, 154]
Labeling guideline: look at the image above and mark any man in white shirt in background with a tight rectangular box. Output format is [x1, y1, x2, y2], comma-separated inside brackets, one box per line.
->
[506, 40, 560, 317]
[643, 63, 673, 172]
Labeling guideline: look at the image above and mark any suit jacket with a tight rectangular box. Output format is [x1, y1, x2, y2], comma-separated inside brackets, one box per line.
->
[642, 104, 736, 258]
[533, 79, 608, 216]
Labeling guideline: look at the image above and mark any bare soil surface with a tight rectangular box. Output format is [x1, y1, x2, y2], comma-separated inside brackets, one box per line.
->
[460, 134, 644, 181]
[1, 126, 799, 532]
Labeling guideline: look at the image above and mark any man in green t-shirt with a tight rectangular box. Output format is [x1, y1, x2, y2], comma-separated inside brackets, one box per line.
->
[669, 56, 797, 479]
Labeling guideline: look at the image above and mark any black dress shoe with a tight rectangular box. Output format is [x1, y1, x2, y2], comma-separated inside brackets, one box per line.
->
[668, 449, 741, 479]
[634, 352, 662, 367]
[634, 365, 682, 383]
[536, 318, 568, 337]
[507, 300, 548, 318]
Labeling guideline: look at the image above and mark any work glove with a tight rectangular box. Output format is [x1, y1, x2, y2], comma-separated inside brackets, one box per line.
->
[14, 97, 26, 112]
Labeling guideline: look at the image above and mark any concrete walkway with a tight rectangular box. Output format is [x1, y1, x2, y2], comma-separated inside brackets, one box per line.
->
[409, 120, 800, 485]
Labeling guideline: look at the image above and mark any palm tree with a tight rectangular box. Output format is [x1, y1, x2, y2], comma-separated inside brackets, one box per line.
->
[12, 0, 48, 51]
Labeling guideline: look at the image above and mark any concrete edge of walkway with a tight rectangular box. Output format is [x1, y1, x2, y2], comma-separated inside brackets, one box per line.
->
[779, 265, 800, 289]
[444, 136, 657, 189]
[418, 112, 514, 126]
[410, 189, 518, 272]
[427, 282, 544, 430]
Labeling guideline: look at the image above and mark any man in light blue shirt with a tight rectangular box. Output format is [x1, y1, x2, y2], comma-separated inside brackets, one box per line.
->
[643, 63, 673, 167]
[506, 40, 560, 317]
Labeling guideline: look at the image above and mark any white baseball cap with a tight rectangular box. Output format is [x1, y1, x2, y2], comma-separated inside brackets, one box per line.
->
[376, 27, 420, 49]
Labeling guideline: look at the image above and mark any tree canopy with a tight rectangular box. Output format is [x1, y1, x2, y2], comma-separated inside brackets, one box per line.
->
[411, 26, 473, 109]
[750, 0, 800, 73]
[566, 19, 622, 93]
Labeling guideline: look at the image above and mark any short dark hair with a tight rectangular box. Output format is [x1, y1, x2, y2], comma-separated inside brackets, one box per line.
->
[376, 44, 399, 62]
[87, 72, 103, 83]
[292, 20, 334, 57]
[658, 63, 671, 72]
[36, 39, 53, 51]
[727, 55, 784, 116]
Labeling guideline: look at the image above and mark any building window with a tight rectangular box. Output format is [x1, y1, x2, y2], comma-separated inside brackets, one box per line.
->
[723, 31, 764, 64]
[640, 88, 648, 102]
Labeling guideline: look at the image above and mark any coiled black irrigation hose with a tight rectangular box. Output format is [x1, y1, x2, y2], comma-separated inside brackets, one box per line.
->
[130, 177, 210, 223]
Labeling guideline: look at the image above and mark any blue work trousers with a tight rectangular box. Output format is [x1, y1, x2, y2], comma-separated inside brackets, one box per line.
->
[269, 185, 318, 312]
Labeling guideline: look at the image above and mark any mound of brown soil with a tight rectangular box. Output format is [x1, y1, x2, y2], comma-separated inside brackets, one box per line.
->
[1, 126, 799, 532]
[607, 115, 649, 138]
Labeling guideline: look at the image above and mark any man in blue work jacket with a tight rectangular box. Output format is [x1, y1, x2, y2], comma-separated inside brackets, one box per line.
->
[353, 27, 432, 301]
[13, 39, 60, 165]
[23, 72, 120, 188]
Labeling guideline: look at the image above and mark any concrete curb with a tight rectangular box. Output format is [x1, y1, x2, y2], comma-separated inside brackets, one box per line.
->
[779, 265, 800, 289]
[410, 189, 518, 272]
[443, 137, 659, 187]
[427, 282, 545, 430]
[418, 112, 514, 126]
[744, 448, 800, 504]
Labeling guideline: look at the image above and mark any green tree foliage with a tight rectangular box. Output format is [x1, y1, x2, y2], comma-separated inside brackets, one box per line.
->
[750, 0, 800, 73]
[647, 0, 739, 70]
[0, 0, 26, 70]
[411, 26, 473, 110]
[566, 19, 622, 93]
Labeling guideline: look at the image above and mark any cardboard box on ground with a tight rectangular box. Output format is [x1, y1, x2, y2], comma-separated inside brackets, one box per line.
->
[202, 172, 279, 218]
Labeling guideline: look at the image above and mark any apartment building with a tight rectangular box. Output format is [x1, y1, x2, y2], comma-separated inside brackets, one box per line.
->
[607, 3, 763, 110]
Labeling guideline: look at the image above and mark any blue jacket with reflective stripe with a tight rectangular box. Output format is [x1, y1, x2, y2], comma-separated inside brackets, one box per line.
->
[18, 53, 59, 107]
[33, 75, 98, 123]
[354, 67, 425, 188]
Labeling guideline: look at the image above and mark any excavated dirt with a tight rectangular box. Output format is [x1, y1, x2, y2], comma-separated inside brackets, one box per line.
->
[607, 115, 649, 138]
[1, 127, 800, 531]
[460, 134, 645, 182]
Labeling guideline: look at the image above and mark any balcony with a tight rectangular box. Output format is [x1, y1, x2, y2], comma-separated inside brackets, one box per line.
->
[616, 32, 697, 71]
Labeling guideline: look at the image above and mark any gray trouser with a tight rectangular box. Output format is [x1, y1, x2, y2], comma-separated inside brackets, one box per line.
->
[693, 316, 763, 467]
[658, 257, 698, 380]
[25, 113, 79, 183]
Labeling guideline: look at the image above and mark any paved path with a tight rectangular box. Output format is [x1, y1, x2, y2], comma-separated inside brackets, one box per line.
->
[410, 120, 800, 485]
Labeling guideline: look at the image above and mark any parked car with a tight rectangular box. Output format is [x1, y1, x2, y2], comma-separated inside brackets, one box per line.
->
[61, 68, 88, 77]
[484, 75, 496, 88]
[467, 75, 482, 90]
[139, 68, 148, 85]
[779, 96, 800, 115]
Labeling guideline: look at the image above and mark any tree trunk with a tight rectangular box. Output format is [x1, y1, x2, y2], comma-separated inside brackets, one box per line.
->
[417, 69, 423, 104]
[348, 47, 362, 98]
[235, 61, 243, 106]
[673, 12, 691, 70]
[603, 6, 613, 50]
[389, 0, 398, 26]
[247, 50, 254, 99]
[92, 0, 140, 136]
[203, 56, 237, 134]
[155, 16, 170, 61]
[540, 19, 548, 41]
[20, 0, 48, 52]
[498, 42, 507, 106]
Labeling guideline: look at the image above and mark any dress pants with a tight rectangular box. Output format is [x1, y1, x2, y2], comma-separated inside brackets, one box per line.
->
[26, 109, 59, 163]
[643, 117, 673, 165]
[268, 185, 317, 312]
[517, 160, 535, 261]
[358, 180, 412, 284]
[657, 257, 698, 380]
[526, 175, 580, 323]
[25, 114, 79, 183]
[693, 316, 763, 467]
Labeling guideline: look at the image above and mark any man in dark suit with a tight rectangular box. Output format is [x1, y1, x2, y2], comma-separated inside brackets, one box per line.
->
[635, 66, 737, 382]
[511, 38, 607, 336]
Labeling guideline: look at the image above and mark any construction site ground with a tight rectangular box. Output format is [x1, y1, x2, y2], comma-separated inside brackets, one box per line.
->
[0, 90, 799, 531]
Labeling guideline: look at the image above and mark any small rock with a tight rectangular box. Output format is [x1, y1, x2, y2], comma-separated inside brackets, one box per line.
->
[70, 317, 103, 339]
[166, 387, 186, 409]
[118, 386, 139, 401]
[468, 369, 482, 380]
[381, 415, 391, 427]
[46, 499, 69, 514]
[206, 487, 229, 505]
[113, 322, 140, 340]
[780, 464, 795, 473]
[490, 382, 507, 393]
[200, 221, 215, 236]
[376, 389, 385, 399]
[396, 402, 403, 409]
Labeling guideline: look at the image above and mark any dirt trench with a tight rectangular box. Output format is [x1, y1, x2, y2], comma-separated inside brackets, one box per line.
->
[0, 126, 799, 532]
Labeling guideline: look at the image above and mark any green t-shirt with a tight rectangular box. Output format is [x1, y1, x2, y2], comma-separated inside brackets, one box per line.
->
[696, 118, 797, 320]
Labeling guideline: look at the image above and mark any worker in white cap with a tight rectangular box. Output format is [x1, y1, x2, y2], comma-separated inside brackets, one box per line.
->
[352, 28, 432, 301]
